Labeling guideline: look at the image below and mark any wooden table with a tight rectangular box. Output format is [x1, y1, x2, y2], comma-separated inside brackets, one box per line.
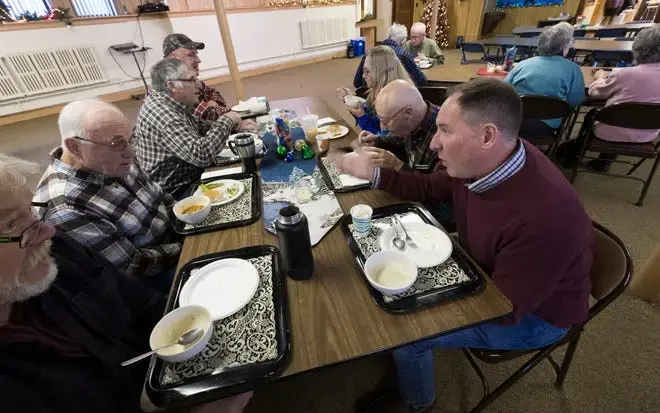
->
[176, 96, 513, 379]
[480, 36, 634, 53]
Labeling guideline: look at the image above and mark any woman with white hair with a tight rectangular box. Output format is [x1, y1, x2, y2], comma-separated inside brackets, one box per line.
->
[570, 24, 660, 171]
[353, 23, 426, 89]
[504, 22, 585, 139]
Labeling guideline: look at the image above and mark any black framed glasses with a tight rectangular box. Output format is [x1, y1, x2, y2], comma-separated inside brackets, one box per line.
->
[0, 202, 49, 248]
[73, 136, 131, 152]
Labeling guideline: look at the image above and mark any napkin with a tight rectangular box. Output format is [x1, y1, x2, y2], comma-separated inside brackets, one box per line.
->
[201, 167, 243, 180]
[339, 173, 370, 187]
[235, 97, 268, 113]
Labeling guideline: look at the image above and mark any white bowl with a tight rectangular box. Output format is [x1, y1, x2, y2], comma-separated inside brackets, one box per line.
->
[173, 195, 211, 224]
[364, 251, 418, 295]
[344, 95, 366, 108]
[149, 305, 214, 362]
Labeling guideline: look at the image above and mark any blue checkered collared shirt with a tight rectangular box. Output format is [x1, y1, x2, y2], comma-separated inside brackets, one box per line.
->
[353, 39, 427, 88]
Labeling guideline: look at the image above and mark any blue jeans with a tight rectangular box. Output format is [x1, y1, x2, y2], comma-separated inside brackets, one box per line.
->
[393, 314, 568, 408]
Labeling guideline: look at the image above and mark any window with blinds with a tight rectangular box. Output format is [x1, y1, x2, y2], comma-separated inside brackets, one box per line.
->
[5, 0, 51, 19]
[70, 0, 117, 16]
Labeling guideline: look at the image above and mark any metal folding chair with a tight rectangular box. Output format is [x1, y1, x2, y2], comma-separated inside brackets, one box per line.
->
[461, 43, 502, 65]
[519, 95, 576, 156]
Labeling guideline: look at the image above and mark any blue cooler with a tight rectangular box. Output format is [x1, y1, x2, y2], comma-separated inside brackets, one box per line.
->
[351, 38, 366, 57]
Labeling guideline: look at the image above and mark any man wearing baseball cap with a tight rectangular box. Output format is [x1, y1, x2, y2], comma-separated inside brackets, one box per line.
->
[163, 33, 230, 121]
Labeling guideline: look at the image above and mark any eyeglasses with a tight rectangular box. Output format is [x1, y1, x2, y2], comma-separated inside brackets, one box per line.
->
[173, 78, 201, 88]
[0, 202, 49, 248]
[380, 105, 411, 126]
[73, 136, 131, 152]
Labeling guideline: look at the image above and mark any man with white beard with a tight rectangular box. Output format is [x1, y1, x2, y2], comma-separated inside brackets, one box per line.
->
[0, 155, 252, 412]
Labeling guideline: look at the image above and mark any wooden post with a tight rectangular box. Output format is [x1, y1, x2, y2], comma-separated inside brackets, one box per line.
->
[430, 0, 439, 41]
[212, 0, 245, 101]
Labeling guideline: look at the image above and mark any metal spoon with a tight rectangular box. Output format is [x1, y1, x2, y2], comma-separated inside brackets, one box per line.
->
[394, 214, 419, 249]
[391, 217, 406, 251]
[121, 327, 204, 367]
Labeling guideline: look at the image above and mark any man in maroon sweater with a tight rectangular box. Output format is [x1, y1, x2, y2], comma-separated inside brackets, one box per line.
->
[339, 78, 593, 412]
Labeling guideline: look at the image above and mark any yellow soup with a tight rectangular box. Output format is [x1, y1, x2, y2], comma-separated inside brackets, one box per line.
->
[182, 205, 204, 214]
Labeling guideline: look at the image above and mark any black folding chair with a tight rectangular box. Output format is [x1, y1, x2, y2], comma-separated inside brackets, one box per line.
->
[463, 221, 632, 413]
[595, 28, 629, 38]
[461, 43, 502, 64]
[589, 50, 633, 67]
[615, 37, 634, 41]
[519, 95, 576, 156]
[417, 86, 448, 107]
[573, 29, 587, 37]
[570, 103, 660, 206]
[519, 31, 541, 38]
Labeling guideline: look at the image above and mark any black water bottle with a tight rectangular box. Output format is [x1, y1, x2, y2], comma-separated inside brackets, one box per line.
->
[275, 206, 314, 280]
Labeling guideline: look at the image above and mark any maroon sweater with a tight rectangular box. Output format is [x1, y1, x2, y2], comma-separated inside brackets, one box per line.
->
[378, 141, 593, 328]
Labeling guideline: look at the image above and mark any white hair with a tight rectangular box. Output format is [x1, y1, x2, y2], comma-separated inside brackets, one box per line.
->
[58, 99, 124, 145]
[388, 23, 408, 45]
[538, 22, 574, 56]
[411, 22, 426, 34]
[0, 154, 40, 196]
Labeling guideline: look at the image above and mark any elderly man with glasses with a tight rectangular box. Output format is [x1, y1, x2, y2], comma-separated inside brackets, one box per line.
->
[405, 22, 445, 65]
[33, 99, 181, 287]
[134, 57, 255, 198]
[354, 79, 440, 173]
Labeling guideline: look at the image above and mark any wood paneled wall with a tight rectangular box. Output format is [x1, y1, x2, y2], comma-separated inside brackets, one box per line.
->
[410, 0, 486, 48]
[491, 0, 582, 35]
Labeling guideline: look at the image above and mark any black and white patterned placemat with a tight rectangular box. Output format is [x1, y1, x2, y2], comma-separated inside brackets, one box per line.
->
[349, 213, 470, 303]
[160, 254, 278, 385]
[183, 177, 253, 231]
[320, 157, 344, 188]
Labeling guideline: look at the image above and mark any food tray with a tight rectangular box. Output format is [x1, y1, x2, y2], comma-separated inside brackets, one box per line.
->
[144, 245, 290, 410]
[317, 153, 371, 193]
[173, 172, 262, 235]
[340, 203, 484, 313]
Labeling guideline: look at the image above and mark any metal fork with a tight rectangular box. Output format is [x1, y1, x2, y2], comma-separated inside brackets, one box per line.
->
[394, 214, 419, 249]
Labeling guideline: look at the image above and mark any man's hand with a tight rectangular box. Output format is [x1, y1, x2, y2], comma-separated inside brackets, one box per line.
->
[206, 100, 219, 108]
[332, 151, 376, 181]
[337, 86, 353, 101]
[189, 392, 253, 413]
[363, 147, 404, 171]
[224, 111, 242, 126]
[358, 130, 377, 147]
[414, 54, 427, 62]
[238, 119, 257, 133]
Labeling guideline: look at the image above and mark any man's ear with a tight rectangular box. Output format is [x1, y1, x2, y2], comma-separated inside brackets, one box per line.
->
[481, 123, 498, 149]
[63, 137, 82, 157]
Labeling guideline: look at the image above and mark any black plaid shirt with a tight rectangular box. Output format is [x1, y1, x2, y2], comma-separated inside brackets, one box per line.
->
[34, 148, 181, 278]
[377, 101, 440, 170]
[133, 91, 236, 195]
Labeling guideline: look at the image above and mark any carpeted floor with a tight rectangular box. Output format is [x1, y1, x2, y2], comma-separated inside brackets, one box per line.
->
[1, 49, 659, 412]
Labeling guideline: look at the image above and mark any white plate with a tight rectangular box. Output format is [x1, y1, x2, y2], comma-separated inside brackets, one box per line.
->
[379, 222, 453, 268]
[179, 258, 260, 320]
[193, 179, 245, 206]
[318, 124, 350, 139]
[418, 61, 432, 69]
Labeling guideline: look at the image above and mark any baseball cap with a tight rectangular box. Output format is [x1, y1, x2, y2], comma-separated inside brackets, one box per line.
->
[162, 33, 205, 57]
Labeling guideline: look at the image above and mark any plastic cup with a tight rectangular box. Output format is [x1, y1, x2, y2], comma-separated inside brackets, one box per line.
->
[351, 204, 373, 237]
[301, 114, 319, 143]
[316, 133, 331, 153]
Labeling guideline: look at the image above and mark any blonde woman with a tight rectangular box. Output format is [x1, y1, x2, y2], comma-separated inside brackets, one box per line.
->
[338, 46, 413, 134]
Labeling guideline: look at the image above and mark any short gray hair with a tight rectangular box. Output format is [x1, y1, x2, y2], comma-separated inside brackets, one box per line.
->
[633, 25, 660, 64]
[0, 154, 40, 198]
[150, 58, 186, 93]
[388, 23, 408, 45]
[411, 22, 426, 35]
[538, 22, 574, 56]
[58, 99, 123, 144]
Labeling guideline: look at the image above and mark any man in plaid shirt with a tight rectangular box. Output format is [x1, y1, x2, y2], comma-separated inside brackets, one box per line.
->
[34, 100, 181, 285]
[353, 23, 427, 88]
[134, 58, 253, 198]
[163, 33, 230, 121]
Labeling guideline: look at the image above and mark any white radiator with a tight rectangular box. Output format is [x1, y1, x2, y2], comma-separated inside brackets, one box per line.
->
[1, 46, 106, 99]
[300, 18, 350, 49]
[0, 60, 22, 101]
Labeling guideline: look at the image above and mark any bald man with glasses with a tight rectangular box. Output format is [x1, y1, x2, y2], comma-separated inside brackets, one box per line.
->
[34, 99, 181, 287]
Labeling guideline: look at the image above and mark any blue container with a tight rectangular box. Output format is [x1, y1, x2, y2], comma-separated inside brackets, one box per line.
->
[351, 38, 366, 57]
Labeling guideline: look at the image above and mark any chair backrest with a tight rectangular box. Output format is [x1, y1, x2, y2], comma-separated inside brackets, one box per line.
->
[572, 36, 592, 40]
[595, 28, 629, 38]
[520, 95, 572, 120]
[573, 29, 587, 37]
[587, 222, 633, 321]
[594, 102, 660, 130]
[591, 50, 633, 64]
[615, 37, 634, 41]
[520, 31, 541, 38]
[418, 86, 448, 107]
[462, 42, 486, 54]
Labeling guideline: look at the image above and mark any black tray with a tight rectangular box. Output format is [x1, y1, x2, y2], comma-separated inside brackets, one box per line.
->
[317, 153, 371, 193]
[340, 203, 485, 313]
[144, 245, 290, 410]
[214, 148, 267, 167]
[173, 172, 262, 235]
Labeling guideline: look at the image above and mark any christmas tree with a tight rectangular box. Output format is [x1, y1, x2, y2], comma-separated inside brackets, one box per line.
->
[421, 0, 450, 48]
[0, 0, 14, 22]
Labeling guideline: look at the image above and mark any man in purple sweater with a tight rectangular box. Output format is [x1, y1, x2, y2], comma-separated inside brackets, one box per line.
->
[338, 78, 593, 412]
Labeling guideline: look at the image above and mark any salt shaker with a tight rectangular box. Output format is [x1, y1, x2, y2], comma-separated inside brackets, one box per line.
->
[275, 206, 314, 280]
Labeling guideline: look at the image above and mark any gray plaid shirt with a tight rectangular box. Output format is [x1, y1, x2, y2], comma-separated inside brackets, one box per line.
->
[34, 148, 181, 278]
[133, 91, 235, 195]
